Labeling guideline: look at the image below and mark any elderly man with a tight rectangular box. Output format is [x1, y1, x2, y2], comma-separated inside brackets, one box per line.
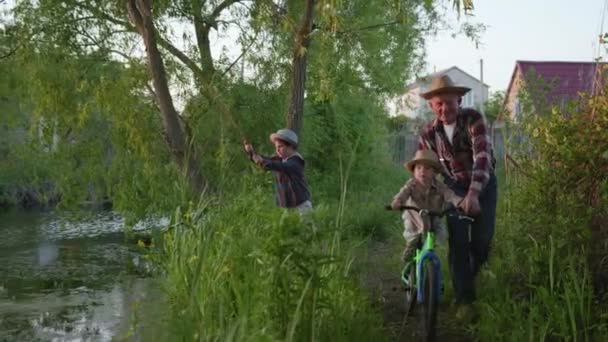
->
[417, 75, 497, 318]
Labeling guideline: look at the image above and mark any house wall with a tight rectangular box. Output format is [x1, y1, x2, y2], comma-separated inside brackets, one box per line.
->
[390, 86, 424, 118]
[504, 68, 524, 120]
[443, 68, 489, 111]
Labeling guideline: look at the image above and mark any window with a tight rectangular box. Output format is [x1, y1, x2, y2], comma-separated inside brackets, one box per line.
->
[463, 90, 475, 107]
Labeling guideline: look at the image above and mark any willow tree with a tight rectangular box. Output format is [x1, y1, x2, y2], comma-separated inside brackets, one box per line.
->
[3, 0, 475, 203]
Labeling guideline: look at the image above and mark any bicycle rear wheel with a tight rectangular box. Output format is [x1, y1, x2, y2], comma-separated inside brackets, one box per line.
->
[421, 260, 439, 341]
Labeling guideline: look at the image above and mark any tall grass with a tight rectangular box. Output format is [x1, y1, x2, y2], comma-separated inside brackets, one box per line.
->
[472, 166, 608, 341]
[475, 226, 600, 340]
[157, 186, 386, 341]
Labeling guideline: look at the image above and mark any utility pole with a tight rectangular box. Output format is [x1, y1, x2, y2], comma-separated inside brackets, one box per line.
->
[479, 58, 485, 115]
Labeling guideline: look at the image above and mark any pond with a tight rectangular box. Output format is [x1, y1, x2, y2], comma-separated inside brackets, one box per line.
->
[0, 211, 169, 341]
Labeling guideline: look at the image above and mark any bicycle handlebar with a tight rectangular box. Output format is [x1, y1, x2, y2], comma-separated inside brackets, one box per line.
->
[384, 205, 474, 222]
[384, 205, 440, 215]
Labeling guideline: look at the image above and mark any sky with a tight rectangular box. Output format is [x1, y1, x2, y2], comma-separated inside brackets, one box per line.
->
[424, 0, 607, 92]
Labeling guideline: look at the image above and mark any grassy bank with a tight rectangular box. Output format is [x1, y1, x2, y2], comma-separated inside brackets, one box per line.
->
[472, 171, 608, 340]
[470, 90, 608, 340]
[155, 173, 405, 341]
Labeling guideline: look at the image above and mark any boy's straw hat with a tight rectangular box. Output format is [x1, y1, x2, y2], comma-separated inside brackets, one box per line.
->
[269, 128, 298, 147]
[420, 74, 471, 100]
[405, 149, 442, 173]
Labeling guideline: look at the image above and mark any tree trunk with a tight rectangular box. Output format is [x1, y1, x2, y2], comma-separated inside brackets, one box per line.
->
[127, 0, 208, 194]
[192, 0, 216, 84]
[286, 0, 315, 137]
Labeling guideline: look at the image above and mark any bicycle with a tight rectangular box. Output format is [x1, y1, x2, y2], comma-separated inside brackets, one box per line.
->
[385, 205, 473, 341]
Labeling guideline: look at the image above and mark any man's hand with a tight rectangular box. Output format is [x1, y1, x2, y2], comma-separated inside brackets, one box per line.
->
[391, 198, 401, 210]
[460, 192, 481, 216]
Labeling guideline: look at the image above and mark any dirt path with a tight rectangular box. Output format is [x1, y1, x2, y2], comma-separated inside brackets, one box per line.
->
[358, 240, 473, 341]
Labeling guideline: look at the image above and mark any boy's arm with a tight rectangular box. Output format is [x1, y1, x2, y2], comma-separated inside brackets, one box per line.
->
[251, 153, 266, 164]
[437, 182, 463, 208]
[260, 156, 304, 174]
[245, 151, 267, 167]
[243, 143, 266, 165]
[393, 181, 413, 203]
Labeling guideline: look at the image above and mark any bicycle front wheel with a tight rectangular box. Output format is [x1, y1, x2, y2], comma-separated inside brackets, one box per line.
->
[421, 259, 439, 341]
[403, 265, 416, 316]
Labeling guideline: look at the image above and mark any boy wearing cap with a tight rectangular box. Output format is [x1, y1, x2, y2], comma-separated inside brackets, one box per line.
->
[391, 149, 462, 266]
[243, 129, 312, 214]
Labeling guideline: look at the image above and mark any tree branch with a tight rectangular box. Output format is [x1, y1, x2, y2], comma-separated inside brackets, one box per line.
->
[76, 26, 130, 52]
[127, 0, 208, 193]
[287, 0, 315, 135]
[191, 0, 215, 76]
[0, 46, 19, 59]
[210, 0, 242, 22]
[220, 31, 258, 78]
[1, 15, 101, 59]
[108, 48, 134, 61]
[335, 21, 400, 35]
[191, 0, 248, 79]
[76, 3, 133, 29]
[156, 39, 206, 83]
[76, 3, 206, 83]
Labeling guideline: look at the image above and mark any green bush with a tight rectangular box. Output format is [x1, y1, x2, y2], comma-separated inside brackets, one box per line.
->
[473, 79, 608, 340]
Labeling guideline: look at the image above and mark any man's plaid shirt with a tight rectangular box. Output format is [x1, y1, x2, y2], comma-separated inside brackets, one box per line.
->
[418, 108, 494, 195]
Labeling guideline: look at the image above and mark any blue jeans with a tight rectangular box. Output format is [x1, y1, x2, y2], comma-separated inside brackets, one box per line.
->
[445, 174, 497, 304]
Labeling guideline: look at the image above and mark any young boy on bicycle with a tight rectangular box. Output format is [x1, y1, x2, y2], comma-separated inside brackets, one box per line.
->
[243, 128, 312, 214]
[391, 149, 462, 265]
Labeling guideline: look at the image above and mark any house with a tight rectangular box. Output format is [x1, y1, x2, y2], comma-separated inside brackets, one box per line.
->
[388, 66, 490, 118]
[503, 61, 606, 120]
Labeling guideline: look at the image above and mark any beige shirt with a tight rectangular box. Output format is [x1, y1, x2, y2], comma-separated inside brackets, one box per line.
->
[393, 178, 462, 234]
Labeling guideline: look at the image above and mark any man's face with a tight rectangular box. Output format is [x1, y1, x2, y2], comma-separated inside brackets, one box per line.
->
[428, 93, 460, 124]
[273, 139, 294, 159]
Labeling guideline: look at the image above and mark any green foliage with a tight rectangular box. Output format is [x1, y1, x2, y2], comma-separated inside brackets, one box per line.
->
[484, 90, 505, 124]
[157, 188, 386, 341]
[385, 114, 410, 132]
[0, 43, 184, 214]
[0, 1, 493, 339]
[473, 71, 608, 340]
[0, 0, 446, 213]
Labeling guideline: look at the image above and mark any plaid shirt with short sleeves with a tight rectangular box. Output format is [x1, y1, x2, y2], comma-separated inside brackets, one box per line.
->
[418, 108, 494, 195]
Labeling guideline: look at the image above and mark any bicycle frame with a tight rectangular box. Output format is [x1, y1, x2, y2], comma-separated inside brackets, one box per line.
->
[400, 230, 442, 304]
[415, 231, 442, 303]
[389, 205, 472, 306]
[388, 204, 473, 340]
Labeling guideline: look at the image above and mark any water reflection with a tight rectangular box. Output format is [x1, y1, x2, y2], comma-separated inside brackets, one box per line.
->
[0, 211, 168, 341]
[22, 278, 167, 341]
[37, 243, 59, 267]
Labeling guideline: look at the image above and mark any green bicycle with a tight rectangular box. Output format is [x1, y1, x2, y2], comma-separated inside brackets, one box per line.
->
[386, 205, 473, 341]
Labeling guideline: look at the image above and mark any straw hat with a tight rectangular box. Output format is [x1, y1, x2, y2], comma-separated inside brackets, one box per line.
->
[405, 150, 442, 173]
[269, 128, 298, 147]
[420, 74, 471, 100]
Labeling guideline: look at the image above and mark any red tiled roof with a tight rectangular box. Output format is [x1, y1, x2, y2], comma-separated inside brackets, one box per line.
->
[513, 61, 606, 103]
